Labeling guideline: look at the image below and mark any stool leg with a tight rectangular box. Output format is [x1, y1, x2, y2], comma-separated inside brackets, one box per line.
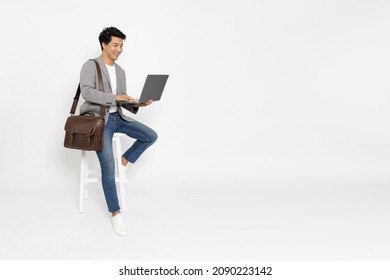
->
[114, 135, 127, 212]
[84, 156, 89, 199]
[79, 150, 86, 213]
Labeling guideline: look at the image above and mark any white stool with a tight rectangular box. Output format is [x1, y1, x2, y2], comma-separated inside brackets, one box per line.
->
[79, 133, 127, 213]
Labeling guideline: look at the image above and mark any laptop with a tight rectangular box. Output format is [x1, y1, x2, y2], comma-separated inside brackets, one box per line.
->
[118, 74, 169, 104]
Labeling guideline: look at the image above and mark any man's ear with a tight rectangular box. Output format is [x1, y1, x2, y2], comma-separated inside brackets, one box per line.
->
[102, 42, 107, 50]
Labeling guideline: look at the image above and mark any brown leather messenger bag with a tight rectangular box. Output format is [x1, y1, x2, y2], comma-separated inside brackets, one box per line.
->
[64, 59, 106, 151]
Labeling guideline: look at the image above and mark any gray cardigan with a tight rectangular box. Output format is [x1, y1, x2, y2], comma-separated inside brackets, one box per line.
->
[79, 56, 138, 123]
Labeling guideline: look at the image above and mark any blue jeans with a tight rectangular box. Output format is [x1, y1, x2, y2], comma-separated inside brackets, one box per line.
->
[96, 112, 158, 213]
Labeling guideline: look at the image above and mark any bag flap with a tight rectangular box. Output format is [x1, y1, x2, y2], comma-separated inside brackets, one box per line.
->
[64, 116, 103, 135]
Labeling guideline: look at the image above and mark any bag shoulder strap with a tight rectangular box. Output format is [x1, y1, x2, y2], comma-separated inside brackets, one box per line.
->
[69, 59, 106, 117]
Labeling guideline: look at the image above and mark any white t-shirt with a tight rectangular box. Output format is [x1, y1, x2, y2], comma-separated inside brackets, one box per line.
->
[106, 64, 117, 113]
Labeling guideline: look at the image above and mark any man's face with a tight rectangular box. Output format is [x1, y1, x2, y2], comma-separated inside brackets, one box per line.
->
[102, 36, 123, 62]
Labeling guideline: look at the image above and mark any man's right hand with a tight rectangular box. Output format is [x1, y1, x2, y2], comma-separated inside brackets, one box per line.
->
[116, 94, 135, 103]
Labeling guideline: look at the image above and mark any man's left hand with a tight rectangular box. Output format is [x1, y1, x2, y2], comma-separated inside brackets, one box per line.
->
[134, 99, 153, 107]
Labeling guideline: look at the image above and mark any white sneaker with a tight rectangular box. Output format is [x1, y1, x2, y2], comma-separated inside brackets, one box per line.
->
[112, 213, 127, 236]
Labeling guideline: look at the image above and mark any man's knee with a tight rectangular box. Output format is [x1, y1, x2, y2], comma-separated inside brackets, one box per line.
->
[149, 130, 158, 144]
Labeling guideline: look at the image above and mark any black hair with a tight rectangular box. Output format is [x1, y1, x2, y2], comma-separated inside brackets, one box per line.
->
[98, 27, 126, 50]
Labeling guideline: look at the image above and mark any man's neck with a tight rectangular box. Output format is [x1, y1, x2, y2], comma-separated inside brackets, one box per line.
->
[102, 53, 114, 66]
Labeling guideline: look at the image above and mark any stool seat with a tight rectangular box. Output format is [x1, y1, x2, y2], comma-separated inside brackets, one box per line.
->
[79, 133, 127, 213]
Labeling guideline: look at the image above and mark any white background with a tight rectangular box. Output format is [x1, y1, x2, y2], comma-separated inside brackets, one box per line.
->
[0, 0, 390, 260]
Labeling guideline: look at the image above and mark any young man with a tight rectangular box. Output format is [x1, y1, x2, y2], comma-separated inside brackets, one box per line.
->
[79, 27, 158, 236]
